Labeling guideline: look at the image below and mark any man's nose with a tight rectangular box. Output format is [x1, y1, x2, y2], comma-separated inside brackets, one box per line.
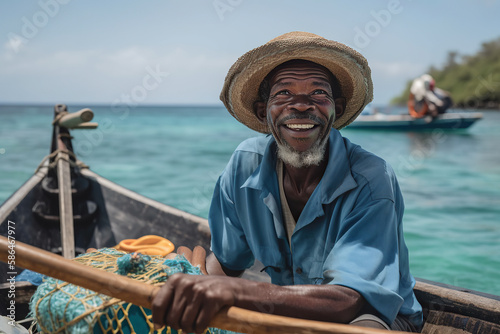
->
[289, 94, 314, 111]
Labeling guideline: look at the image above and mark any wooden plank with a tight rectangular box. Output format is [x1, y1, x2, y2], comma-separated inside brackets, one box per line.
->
[57, 142, 75, 259]
[415, 281, 500, 325]
[422, 310, 500, 334]
[0, 168, 47, 224]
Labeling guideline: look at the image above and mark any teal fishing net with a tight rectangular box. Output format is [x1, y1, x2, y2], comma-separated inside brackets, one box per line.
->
[30, 248, 237, 334]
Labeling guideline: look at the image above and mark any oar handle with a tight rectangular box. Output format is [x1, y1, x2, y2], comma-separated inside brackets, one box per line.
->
[0, 236, 401, 334]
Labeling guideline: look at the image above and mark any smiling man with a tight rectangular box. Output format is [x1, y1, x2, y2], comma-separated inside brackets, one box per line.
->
[153, 32, 423, 333]
[256, 60, 340, 167]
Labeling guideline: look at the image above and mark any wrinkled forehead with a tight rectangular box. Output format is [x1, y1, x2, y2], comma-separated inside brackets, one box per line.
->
[268, 59, 334, 82]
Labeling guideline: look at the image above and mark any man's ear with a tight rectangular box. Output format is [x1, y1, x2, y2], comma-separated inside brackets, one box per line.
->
[253, 101, 267, 124]
[334, 97, 346, 119]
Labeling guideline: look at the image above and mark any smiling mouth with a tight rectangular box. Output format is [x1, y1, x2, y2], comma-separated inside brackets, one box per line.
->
[285, 123, 316, 130]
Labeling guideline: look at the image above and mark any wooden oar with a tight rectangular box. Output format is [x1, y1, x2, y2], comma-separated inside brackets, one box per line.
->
[0, 236, 406, 334]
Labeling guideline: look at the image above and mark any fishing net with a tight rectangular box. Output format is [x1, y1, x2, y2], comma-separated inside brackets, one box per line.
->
[29, 248, 237, 334]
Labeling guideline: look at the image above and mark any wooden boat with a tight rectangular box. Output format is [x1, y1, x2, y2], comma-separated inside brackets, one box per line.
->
[347, 112, 483, 131]
[1, 105, 499, 333]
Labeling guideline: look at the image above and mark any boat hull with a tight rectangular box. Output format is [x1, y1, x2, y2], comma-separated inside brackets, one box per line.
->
[0, 167, 212, 284]
[0, 166, 264, 323]
[347, 112, 483, 131]
[415, 279, 500, 334]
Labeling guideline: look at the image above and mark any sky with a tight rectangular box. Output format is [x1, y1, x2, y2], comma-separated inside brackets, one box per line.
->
[1, 0, 499, 106]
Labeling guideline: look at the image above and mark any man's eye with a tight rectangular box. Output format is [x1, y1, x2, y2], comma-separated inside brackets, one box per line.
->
[312, 89, 328, 95]
[274, 90, 290, 96]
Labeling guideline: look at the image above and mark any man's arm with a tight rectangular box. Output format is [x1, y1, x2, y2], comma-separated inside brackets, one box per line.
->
[152, 271, 365, 334]
[206, 252, 244, 277]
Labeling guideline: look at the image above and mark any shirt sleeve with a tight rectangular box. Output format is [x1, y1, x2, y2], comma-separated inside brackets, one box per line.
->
[208, 170, 255, 271]
[323, 195, 406, 325]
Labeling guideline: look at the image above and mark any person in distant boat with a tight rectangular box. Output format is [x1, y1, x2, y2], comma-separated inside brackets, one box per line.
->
[408, 74, 453, 118]
[153, 32, 423, 333]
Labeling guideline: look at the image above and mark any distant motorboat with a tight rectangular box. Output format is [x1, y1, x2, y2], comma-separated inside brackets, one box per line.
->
[347, 111, 483, 131]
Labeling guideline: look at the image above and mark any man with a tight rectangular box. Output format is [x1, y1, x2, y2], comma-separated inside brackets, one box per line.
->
[153, 32, 423, 333]
[409, 74, 453, 118]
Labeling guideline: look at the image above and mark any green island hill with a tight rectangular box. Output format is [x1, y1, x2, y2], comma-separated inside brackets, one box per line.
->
[391, 36, 500, 110]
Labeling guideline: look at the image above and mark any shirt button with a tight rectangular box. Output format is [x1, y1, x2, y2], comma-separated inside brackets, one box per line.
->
[295, 267, 303, 274]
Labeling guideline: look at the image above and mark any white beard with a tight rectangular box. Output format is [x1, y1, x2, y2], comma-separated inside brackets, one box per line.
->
[269, 111, 333, 169]
[276, 139, 327, 168]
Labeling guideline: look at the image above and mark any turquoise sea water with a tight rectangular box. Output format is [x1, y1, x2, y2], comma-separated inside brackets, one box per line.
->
[1, 105, 499, 295]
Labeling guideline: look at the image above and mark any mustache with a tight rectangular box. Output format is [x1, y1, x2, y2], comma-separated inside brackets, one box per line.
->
[275, 113, 327, 127]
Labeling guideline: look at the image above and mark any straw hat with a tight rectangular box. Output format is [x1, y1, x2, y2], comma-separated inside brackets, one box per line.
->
[220, 31, 373, 133]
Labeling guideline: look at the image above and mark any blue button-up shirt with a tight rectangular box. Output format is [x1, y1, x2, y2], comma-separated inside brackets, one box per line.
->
[209, 130, 423, 327]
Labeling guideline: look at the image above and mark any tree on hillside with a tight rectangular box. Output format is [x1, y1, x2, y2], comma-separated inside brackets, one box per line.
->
[391, 36, 500, 109]
[444, 51, 459, 70]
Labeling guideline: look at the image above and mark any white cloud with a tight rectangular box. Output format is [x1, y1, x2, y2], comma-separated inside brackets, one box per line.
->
[0, 44, 237, 104]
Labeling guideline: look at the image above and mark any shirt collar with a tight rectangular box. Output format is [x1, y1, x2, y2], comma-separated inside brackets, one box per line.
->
[241, 134, 278, 193]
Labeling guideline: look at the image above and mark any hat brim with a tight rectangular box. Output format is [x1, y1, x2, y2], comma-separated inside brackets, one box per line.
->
[220, 32, 373, 133]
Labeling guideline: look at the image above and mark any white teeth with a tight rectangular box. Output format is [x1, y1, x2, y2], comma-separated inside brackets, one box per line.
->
[286, 124, 314, 130]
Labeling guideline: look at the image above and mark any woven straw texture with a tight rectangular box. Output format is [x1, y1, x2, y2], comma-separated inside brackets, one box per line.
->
[220, 31, 373, 133]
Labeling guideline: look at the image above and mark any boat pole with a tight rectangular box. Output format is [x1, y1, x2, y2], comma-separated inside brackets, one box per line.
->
[52, 105, 76, 259]
[56, 136, 75, 259]
[52, 105, 97, 259]
[0, 236, 405, 334]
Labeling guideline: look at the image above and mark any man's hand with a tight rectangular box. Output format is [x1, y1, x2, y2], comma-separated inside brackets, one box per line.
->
[152, 246, 365, 332]
[152, 271, 241, 333]
[152, 245, 222, 333]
